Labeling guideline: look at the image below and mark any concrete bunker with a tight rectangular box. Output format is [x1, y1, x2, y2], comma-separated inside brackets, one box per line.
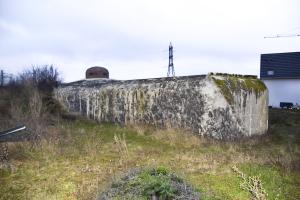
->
[55, 73, 268, 139]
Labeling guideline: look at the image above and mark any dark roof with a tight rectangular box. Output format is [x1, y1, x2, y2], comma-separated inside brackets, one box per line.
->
[86, 66, 109, 79]
[260, 52, 300, 79]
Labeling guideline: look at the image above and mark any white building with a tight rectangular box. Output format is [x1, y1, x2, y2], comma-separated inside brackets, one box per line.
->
[260, 52, 300, 108]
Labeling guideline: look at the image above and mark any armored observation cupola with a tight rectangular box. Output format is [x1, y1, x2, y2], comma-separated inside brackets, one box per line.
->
[86, 66, 109, 79]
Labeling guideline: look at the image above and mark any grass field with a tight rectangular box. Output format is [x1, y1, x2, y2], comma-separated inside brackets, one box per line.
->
[0, 109, 299, 200]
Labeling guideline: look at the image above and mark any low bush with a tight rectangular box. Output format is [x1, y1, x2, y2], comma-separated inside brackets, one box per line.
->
[99, 167, 200, 200]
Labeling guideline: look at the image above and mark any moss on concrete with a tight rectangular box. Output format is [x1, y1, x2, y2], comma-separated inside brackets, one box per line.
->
[137, 90, 146, 114]
[243, 78, 267, 95]
[212, 74, 267, 105]
[212, 78, 234, 104]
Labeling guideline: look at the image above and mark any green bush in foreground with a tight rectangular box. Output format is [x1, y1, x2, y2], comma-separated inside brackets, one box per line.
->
[99, 167, 200, 200]
[132, 167, 176, 199]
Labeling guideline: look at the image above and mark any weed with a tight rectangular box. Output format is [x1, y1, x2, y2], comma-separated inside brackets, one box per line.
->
[232, 166, 268, 200]
[114, 133, 129, 168]
[136, 169, 176, 199]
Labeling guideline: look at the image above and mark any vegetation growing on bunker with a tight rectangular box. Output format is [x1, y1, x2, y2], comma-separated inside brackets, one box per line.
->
[212, 78, 234, 104]
[211, 74, 267, 105]
[243, 78, 267, 94]
[136, 89, 146, 114]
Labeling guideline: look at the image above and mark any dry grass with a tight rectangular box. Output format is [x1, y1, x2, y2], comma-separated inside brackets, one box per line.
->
[151, 128, 203, 148]
[113, 133, 129, 168]
[0, 109, 299, 199]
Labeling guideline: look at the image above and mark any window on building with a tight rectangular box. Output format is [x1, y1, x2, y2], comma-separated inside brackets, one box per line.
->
[267, 70, 274, 75]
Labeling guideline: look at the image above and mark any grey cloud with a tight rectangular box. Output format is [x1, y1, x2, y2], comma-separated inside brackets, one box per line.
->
[0, 0, 299, 82]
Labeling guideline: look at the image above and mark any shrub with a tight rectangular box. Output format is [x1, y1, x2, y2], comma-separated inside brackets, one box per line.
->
[99, 167, 200, 200]
[136, 168, 176, 199]
[18, 65, 60, 93]
[0, 65, 63, 144]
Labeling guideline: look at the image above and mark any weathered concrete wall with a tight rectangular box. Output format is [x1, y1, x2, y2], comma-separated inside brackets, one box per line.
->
[54, 74, 268, 139]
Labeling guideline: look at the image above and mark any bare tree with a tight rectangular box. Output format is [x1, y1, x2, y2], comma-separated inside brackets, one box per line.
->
[18, 65, 61, 93]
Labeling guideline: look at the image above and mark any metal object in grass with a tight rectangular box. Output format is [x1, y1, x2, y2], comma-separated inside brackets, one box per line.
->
[0, 125, 26, 142]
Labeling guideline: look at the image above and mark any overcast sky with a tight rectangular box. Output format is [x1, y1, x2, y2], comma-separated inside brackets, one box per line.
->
[1, 0, 300, 82]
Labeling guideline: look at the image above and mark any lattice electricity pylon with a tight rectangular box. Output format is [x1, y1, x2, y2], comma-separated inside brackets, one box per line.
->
[167, 42, 175, 77]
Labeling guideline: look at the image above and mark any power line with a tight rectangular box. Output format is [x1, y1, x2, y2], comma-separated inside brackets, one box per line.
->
[264, 34, 300, 39]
